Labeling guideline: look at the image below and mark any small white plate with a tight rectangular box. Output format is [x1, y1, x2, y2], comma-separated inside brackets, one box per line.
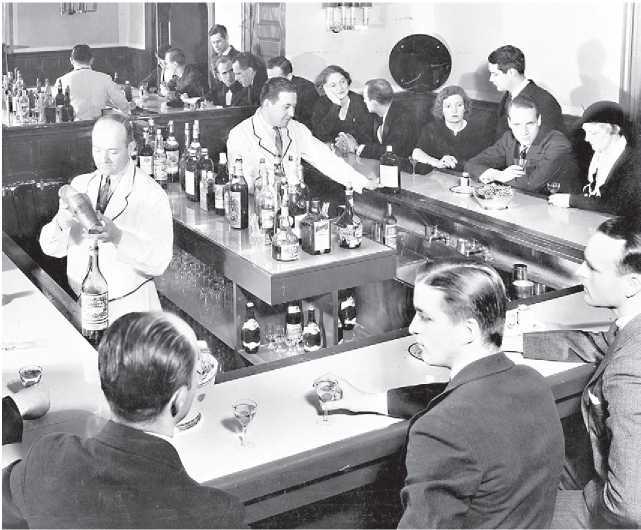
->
[449, 185, 474, 195]
[176, 410, 202, 432]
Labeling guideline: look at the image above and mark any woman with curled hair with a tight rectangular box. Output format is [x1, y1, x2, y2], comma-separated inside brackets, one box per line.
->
[412, 85, 491, 173]
[549, 101, 641, 215]
[311, 64, 374, 147]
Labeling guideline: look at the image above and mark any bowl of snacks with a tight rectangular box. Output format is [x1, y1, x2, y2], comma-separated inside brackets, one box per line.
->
[473, 183, 514, 210]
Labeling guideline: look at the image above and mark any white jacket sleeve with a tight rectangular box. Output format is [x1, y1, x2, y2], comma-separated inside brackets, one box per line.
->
[106, 80, 131, 115]
[39, 216, 72, 258]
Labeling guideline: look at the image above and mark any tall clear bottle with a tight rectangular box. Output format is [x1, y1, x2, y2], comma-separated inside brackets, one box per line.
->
[153, 128, 167, 189]
[138, 128, 154, 177]
[379, 145, 400, 193]
[81, 239, 109, 347]
[301, 198, 331, 255]
[241, 302, 260, 354]
[214, 152, 228, 216]
[259, 170, 276, 243]
[382, 202, 398, 249]
[335, 184, 362, 249]
[179, 122, 191, 191]
[228, 157, 249, 229]
[164, 120, 180, 183]
[302, 306, 322, 352]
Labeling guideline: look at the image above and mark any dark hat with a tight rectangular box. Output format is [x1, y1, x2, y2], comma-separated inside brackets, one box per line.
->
[581, 100, 625, 128]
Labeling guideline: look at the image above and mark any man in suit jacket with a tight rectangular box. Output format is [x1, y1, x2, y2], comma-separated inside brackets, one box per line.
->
[164, 47, 205, 99]
[488, 45, 566, 140]
[208, 24, 240, 89]
[266, 55, 318, 129]
[326, 261, 564, 528]
[3, 312, 245, 529]
[465, 95, 580, 193]
[339, 78, 415, 164]
[521, 216, 641, 528]
[232, 52, 268, 106]
[206, 56, 248, 107]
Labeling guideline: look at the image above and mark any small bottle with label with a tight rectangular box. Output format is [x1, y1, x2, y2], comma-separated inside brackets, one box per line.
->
[184, 148, 199, 202]
[285, 301, 303, 348]
[382, 202, 398, 249]
[228, 156, 249, 229]
[302, 306, 322, 352]
[241, 302, 260, 354]
[198, 147, 214, 211]
[81, 239, 108, 347]
[379, 145, 400, 193]
[272, 205, 300, 261]
[335, 184, 362, 249]
[301, 198, 331, 255]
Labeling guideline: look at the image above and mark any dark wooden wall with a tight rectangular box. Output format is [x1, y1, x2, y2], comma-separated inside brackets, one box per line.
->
[5, 47, 155, 87]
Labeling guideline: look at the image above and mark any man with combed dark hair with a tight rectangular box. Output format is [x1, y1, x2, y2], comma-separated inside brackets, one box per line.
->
[3, 312, 246, 529]
[164, 46, 205, 98]
[208, 24, 240, 88]
[206, 56, 248, 107]
[338, 78, 415, 161]
[55, 43, 131, 120]
[465, 95, 580, 193]
[267, 56, 318, 128]
[232, 52, 268, 106]
[488, 44, 565, 140]
[325, 260, 564, 528]
[227, 77, 375, 194]
[521, 216, 641, 528]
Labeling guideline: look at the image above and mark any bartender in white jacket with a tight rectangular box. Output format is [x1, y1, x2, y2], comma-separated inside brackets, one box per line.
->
[227, 77, 376, 194]
[40, 114, 173, 323]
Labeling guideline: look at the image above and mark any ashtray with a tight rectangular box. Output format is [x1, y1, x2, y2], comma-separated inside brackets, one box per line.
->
[198, 351, 218, 387]
[408, 342, 424, 362]
[472, 184, 514, 210]
[449, 184, 474, 195]
[176, 410, 202, 431]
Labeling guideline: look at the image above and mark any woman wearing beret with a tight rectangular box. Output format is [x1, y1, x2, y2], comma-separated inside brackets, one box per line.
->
[549, 101, 640, 216]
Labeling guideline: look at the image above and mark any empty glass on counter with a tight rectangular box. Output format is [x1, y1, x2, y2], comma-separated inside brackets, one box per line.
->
[313, 375, 343, 423]
[19, 365, 43, 387]
[232, 399, 257, 447]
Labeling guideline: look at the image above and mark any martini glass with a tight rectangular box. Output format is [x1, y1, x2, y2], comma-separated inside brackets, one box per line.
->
[232, 399, 257, 447]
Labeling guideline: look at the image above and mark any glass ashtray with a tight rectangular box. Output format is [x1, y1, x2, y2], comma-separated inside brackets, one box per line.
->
[176, 410, 202, 431]
[408, 342, 424, 362]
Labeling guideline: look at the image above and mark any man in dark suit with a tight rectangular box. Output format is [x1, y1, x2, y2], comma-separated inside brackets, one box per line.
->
[521, 216, 641, 528]
[326, 261, 564, 528]
[3, 312, 245, 529]
[488, 45, 566, 140]
[164, 47, 205, 98]
[340, 78, 415, 161]
[208, 24, 240, 89]
[465, 95, 580, 193]
[206, 56, 248, 107]
[266, 55, 318, 129]
[232, 52, 268, 106]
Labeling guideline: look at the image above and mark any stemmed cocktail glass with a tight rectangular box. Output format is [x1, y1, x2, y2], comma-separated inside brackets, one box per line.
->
[232, 399, 257, 447]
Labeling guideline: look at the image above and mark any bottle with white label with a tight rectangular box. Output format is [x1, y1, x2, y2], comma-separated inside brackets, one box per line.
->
[164, 120, 179, 183]
[198, 147, 214, 211]
[335, 185, 362, 249]
[241, 302, 260, 353]
[301, 198, 331, 255]
[214, 152, 228, 216]
[272, 206, 299, 261]
[382, 202, 398, 249]
[228, 156, 248, 229]
[153, 128, 167, 189]
[379, 145, 400, 193]
[138, 128, 154, 177]
[184, 148, 199, 202]
[81, 239, 108, 347]
[285, 301, 303, 347]
[302, 306, 322, 352]
[339, 289, 356, 330]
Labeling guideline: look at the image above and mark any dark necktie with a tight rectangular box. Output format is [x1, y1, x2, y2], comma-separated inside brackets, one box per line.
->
[605, 322, 619, 346]
[274, 126, 283, 158]
[519, 145, 528, 160]
[96, 175, 111, 214]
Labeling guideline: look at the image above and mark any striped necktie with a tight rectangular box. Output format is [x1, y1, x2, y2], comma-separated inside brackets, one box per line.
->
[96, 175, 111, 214]
[274, 126, 284, 158]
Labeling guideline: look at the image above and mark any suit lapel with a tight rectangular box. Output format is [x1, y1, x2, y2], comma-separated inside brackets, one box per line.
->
[599, 146, 631, 196]
[104, 163, 135, 222]
[250, 113, 281, 158]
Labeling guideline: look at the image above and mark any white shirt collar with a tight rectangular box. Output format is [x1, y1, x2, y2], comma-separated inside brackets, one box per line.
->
[222, 46, 233, 56]
[510, 78, 530, 98]
[587, 135, 627, 197]
[616, 310, 641, 330]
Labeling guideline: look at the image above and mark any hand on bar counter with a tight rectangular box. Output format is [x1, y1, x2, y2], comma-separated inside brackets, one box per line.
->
[321, 377, 389, 416]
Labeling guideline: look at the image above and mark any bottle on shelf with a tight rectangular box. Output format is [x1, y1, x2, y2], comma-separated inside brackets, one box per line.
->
[15, 89, 29, 124]
[228, 156, 249, 229]
[241, 301, 260, 354]
[124, 80, 132, 102]
[254, 158, 267, 216]
[337, 315, 344, 344]
[153, 128, 167, 189]
[138, 127, 154, 177]
[179, 122, 191, 191]
[190, 119, 201, 157]
[198, 147, 215, 211]
[287, 166, 307, 241]
[147, 118, 156, 151]
[164, 120, 180, 183]
[63, 86, 74, 122]
[259, 170, 276, 244]
[301, 198, 331, 255]
[336, 184, 363, 249]
[81, 239, 109, 347]
[382, 202, 398, 249]
[55, 80, 65, 107]
[379, 145, 400, 193]
[214, 152, 228, 216]
[339, 289, 357, 331]
[35, 77, 42, 93]
[272, 204, 299, 261]
[285, 301, 303, 347]
[184, 148, 200, 202]
[302, 306, 322, 352]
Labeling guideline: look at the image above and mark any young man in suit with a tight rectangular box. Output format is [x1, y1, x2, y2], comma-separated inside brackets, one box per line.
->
[232, 52, 268, 106]
[465, 95, 580, 193]
[339, 78, 415, 162]
[488, 44, 566, 140]
[3, 312, 245, 529]
[326, 261, 564, 528]
[164, 47, 205, 99]
[208, 24, 240, 89]
[522, 216, 641, 528]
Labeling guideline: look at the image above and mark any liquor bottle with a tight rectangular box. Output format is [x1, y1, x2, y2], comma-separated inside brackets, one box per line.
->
[337, 315, 344, 344]
[15, 89, 29, 124]
[198, 147, 214, 211]
[81, 239, 109, 347]
[284, 154, 297, 183]
[254, 158, 267, 216]
[124, 80, 132, 102]
[35, 77, 42, 93]
[241, 302, 260, 354]
[339, 289, 357, 330]
[153, 128, 167, 189]
[179, 122, 191, 191]
[301, 198, 331, 255]
[274, 158, 285, 211]
[113, 71, 119, 84]
[201, 170, 215, 212]
[27, 88, 35, 116]
[190, 119, 201, 157]
[302, 307, 322, 352]
[287, 181, 306, 241]
[297, 161, 311, 212]
[138, 128, 154, 177]
[259, 171, 276, 242]
[63, 86, 74, 122]
[184, 148, 200, 202]
[147, 118, 156, 151]
[228, 157, 249, 229]
[55, 80, 65, 107]
[164, 120, 180, 183]
[335, 184, 363, 249]
[285, 301, 303, 346]
[382, 202, 398, 249]
[379, 145, 400, 193]
[214, 152, 228, 216]
[272, 207, 299, 261]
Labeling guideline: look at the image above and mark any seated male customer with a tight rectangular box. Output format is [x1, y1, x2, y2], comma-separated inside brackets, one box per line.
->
[56, 44, 131, 120]
[266, 55, 318, 129]
[227, 77, 374, 194]
[465, 95, 579, 193]
[549, 101, 641, 216]
[325, 260, 564, 528]
[520, 216, 641, 528]
[338, 78, 415, 163]
[488, 44, 565, 140]
[207, 56, 248, 107]
[3, 312, 246, 529]
[208, 24, 240, 89]
[232, 52, 268, 106]
[164, 47, 205, 99]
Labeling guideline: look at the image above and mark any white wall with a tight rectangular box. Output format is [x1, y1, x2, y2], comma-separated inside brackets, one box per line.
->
[286, 2, 626, 115]
[213, 2, 244, 49]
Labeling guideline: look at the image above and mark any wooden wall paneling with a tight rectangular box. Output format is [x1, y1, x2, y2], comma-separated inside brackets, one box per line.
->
[246, 3, 286, 61]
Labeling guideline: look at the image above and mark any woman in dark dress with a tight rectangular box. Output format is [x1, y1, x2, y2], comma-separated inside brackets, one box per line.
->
[311, 65, 374, 147]
[413, 85, 490, 173]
